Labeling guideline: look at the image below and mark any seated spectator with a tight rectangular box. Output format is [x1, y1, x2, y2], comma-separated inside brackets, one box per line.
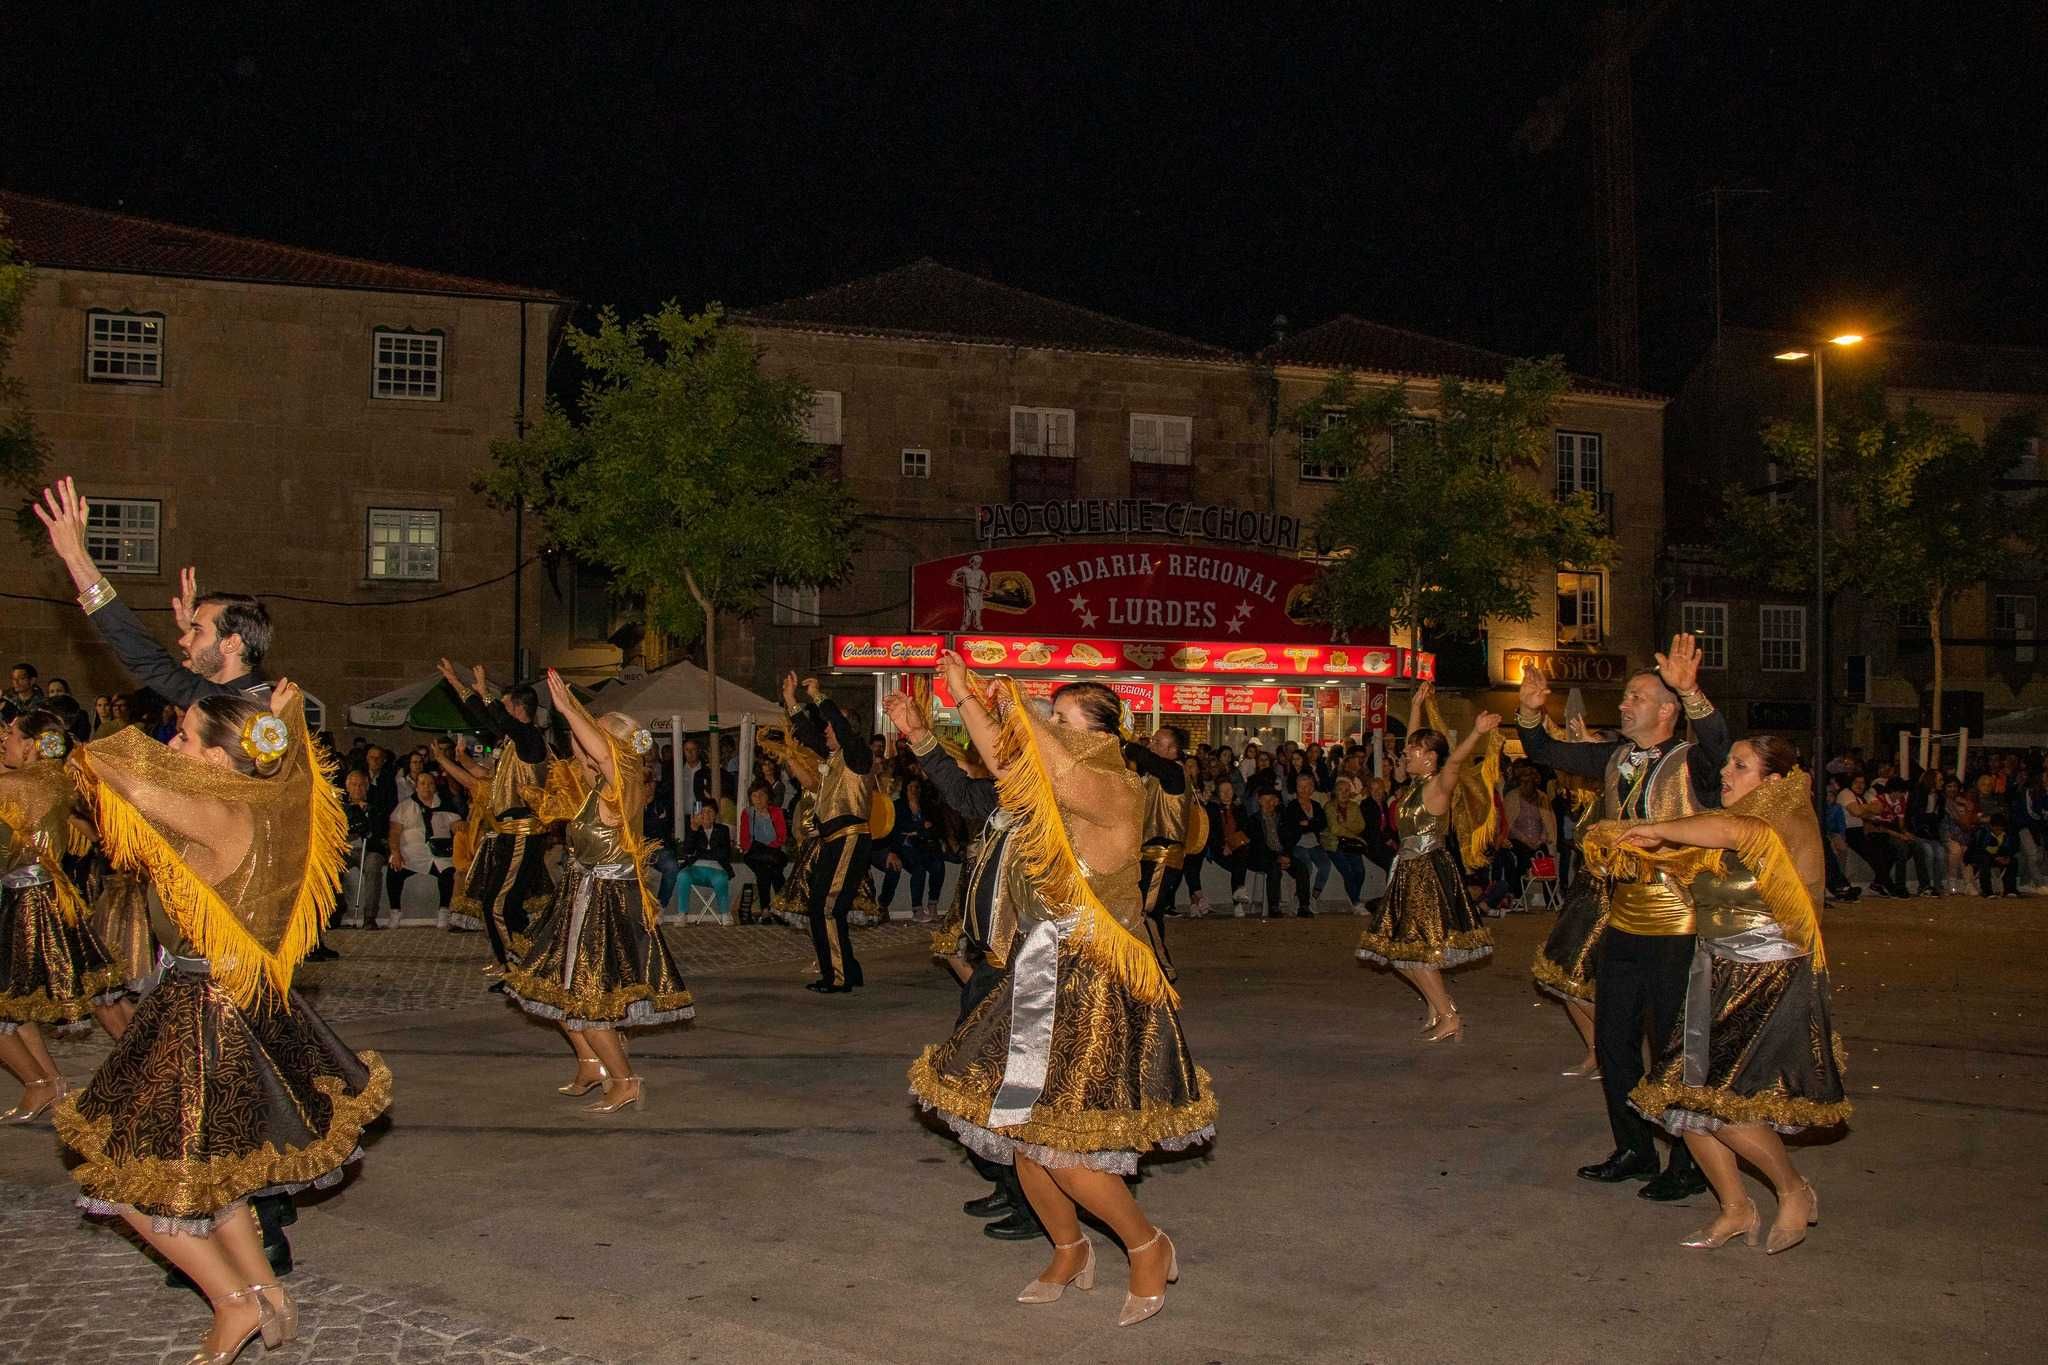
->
[1501, 764, 1558, 892]
[1969, 811, 2025, 898]
[676, 804, 735, 923]
[737, 780, 789, 915]
[388, 769, 461, 915]
[877, 778, 945, 919]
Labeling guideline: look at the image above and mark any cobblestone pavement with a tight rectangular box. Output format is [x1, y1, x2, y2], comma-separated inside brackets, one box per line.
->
[0, 1178, 603, 1365]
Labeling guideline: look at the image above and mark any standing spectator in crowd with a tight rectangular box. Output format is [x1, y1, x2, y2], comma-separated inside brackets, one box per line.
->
[738, 780, 790, 914]
[1280, 774, 1326, 915]
[676, 736, 708, 821]
[1905, 769, 1948, 899]
[1245, 747, 1280, 804]
[2, 661, 43, 718]
[342, 769, 389, 928]
[1248, 787, 1293, 918]
[675, 803, 735, 922]
[1970, 812, 2024, 897]
[364, 743, 398, 810]
[90, 694, 111, 733]
[388, 769, 461, 916]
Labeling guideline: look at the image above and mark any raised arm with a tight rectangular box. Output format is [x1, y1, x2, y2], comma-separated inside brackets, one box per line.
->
[782, 671, 830, 759]
[1516, 664, 1619, 780]
[1657, 634, 1730, 806]
[1405, 681, 1432, 741]
[885, 688, 997, 826]
[1123, 740, 1186, 793]
[1617, 812, 1750, 854]
[1424, 712, 1501, 815]
[546, 669, 618, 793]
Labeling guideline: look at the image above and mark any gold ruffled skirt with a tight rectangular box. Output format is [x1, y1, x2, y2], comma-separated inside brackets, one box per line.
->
[771, 834, 881, 929]
[55, 968, 392, 1233]
[449, 830, 554, 957]
[1631, 954, 1851, 1135]
[503, 864, 695, 1030]
[908, 938, 1217, 1175]
[1531, 870, 1608, 1002]
[0, 880, 125, 1031]
[91, 871, 156, 994]
[1356, 845, 1493, 969]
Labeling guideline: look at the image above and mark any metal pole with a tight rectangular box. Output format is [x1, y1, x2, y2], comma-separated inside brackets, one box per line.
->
[1813, 347, 1827, 798]
[513, 301, 528, 678]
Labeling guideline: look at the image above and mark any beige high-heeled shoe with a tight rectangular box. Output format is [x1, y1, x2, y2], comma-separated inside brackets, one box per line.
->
[1, 1076, 66, 1124]
[247, 1279, 299, 1346]
[1766, 1182, 1819, 1255]
[185, 1285, 273, 1364]
[1680, 1198, 1760, 1249]
[558, 1062, 609, 1097]
[1017, 1236, 1095, 1303]
[1117, 1230, 1178, 1327]
[1423, 1009, 1464, 1043]
[584, 1075, 643, 1113]
[1560, 1058, 1601, 1078]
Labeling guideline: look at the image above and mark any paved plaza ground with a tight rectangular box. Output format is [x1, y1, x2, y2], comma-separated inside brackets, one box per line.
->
[2, 898, 2043, 1364]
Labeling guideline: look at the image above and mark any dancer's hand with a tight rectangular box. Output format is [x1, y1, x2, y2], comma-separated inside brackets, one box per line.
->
[1518, 662, 1550, 713]
[781, 671, 800, 709]
[1616, 823, 1668, 852]
[270, 679, 300, 715]
[32, 476, 102, 591]
[938, 650, 976, 709]
[1657, 633, 1702, 697]
[801, 675, 823, 702]
[544, 668, 575, 710]
[1472, 711, 1502, 735]
[170, 567, 199, 630]
[437, 657, 464, 688]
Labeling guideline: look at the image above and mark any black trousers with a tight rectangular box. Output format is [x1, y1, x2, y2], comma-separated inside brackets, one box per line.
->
[808, 833, 869, 986]
[1137, 857, 1175, 974]
[387, 864, 455, 912]
[1593, 929, 1700, 1173]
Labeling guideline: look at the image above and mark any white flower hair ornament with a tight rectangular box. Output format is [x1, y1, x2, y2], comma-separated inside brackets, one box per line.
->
[630, 728, 656, 756]
[240, 713, 292, 770]
[35, 729, 69, 761]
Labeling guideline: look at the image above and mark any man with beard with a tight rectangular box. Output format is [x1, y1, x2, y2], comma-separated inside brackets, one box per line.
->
[34, 476, 300, 1278]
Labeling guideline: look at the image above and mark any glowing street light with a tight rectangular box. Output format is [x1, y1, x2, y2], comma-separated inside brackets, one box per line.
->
[1774, 331, 1867, 785]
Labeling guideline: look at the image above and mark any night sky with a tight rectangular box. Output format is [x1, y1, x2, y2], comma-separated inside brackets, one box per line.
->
[9, 3, 2046, 388]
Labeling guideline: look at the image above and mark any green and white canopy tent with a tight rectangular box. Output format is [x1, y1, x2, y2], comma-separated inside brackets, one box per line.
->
[346, 674, 601, 732]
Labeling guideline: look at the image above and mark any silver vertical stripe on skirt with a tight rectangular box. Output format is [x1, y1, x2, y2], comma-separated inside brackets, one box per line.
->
[1681, 923, 1808, 1086]
[987, 913, 1076, 1127]
[562, 861, 638, 992]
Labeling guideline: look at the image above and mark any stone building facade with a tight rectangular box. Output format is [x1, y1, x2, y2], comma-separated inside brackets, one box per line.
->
[718, 261, 1668, 722]
[0, 191, 568, 738]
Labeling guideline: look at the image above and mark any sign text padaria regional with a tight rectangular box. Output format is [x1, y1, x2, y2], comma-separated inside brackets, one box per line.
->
[975, 498, 1304, 552]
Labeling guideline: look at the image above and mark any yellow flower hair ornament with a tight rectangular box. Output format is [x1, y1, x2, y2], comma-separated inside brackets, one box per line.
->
[35, 729, 69, 761]
[240, 713, 291, 771]
[630, 728, 655, 756]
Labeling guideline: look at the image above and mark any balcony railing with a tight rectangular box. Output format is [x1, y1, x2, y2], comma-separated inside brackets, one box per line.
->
[1010, 452, 1077, 502]
[1129, 459, 1193, 502]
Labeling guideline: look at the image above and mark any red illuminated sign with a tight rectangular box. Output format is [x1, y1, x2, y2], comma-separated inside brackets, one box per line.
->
[830, 635, 1432, 681]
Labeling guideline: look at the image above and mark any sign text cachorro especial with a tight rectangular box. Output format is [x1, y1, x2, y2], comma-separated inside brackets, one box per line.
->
[975, 498, 1302, 552]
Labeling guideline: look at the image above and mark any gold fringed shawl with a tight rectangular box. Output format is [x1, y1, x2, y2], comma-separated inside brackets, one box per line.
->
[0, 763, 94, 925]
[1579, 770, 1826, 968]
[909, 677, 972, 768]
[1541, 717, 1602, 823]
[1425, 695, 1504, 870]
[71, 698, 345, 1007]
[758, 728, 821, 794]
[542, 691, 665, 928]
[988, 676, 1178, 1008]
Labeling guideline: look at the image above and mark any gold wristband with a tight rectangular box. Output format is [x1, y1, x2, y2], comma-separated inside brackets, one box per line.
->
[910, 733, 940, 756]
[1516, 708, 1543, 728]
[1681, 694, 1714, 720]
[77, 578, 116, 613]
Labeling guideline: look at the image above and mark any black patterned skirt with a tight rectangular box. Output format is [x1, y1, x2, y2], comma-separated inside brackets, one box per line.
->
[0, 876, 125, 1032]
[1630, 948, 1851, 1136]
[1531, 870, 1608, 1002]
[54, 966, 392, 1233]
[449, 829, 555, 957]
[909, 923, 1216, 1175]
[1356, 844, 1493, 969]
[503, 862, 694, 1030]
[91, 872, 156, 995]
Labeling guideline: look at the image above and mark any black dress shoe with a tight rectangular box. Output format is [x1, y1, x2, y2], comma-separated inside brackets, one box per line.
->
[1576, 1150, 1659, 1183]
[983, 1208, 1045, 1241]
[804, 979, 849, 994]
[963, 1189, 1014, 1219]
[1639, 1166, 1712, 1202]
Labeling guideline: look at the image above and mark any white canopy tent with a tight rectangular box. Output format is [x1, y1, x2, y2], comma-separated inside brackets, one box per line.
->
[601, 662, 783, 730]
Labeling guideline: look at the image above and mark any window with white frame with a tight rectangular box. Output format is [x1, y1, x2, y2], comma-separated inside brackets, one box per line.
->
[771, 581, 820, 626]
[1556, 570, 1604, 646]
[800, 390, 843, 445]
[1995, 593, 2037, 663]
[84, 498, 161, 575]
[1300, 408, 1350, 482]
[901, 447, 931, 479]
[1556, 430, 1603, 496]
[1129, 413, 1193, 466]
[1681, 601, 1729, 670]
[372, 330, 443, 400]
[300, 691, 327, 734]
[85, 311, 164, 383]
[366, 508, 441, 581]
[1010, 406, 1075, 459]
[1759, 605, 1807, 672]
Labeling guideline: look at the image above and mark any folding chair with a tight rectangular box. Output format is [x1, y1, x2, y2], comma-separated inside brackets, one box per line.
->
[1519, 853, 1560, 912]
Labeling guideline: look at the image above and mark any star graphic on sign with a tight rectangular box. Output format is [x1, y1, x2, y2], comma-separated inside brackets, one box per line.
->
[1077, 607, 1099, 629]
[1069, 593, 1090, 613]
[1224, 599, 1254, 635]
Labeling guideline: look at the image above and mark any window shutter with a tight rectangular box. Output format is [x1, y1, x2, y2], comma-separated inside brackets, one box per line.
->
[1048, 409, 1073, 457]
[1012, 408, 1038, 456]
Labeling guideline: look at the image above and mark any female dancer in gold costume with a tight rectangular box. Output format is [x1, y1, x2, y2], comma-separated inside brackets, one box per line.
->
[501, 671, 693, 1113]
[1591, 735, 1850, 1253]
[910, 655, 1215, 1327]
[59, 683, 391, 1363]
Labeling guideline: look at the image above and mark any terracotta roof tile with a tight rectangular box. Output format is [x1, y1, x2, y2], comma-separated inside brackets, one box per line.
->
[733, 259, 1237, 362]
[0, 190, 566, 303]
[1262, 314, 1663, 401]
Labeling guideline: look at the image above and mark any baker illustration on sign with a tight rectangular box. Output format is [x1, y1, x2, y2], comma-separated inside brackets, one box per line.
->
[949, 554, 989, 630]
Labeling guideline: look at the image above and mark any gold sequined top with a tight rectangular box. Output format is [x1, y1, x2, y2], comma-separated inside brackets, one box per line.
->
[566, 789, 631, 867]
[1139, 772, 1187, 855]
[0, 761, 74, 872]
[1395, 782, 1449, 843]
[1689, 856, 1777, 941]
[815, 752, 868, 833]
[1603, 743, 1700, 937]
[485, 746, 548, 823]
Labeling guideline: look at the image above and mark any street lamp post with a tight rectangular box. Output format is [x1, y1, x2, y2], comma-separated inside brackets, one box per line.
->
[1775, 334, 1863, 791]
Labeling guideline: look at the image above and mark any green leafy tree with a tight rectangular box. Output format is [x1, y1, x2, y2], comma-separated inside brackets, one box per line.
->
[1717, 385, 2039, 731]
[1297, 357, 1616, 656]
[484, 303, 855, 785]
[0, 215, 50, 539]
